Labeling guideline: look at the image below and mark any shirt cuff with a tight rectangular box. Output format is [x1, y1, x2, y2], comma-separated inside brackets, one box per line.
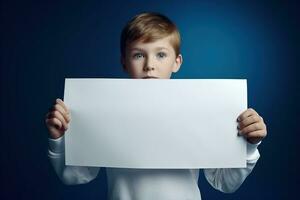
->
[246, 141, 261, 163]
[48, 135, 65, 153]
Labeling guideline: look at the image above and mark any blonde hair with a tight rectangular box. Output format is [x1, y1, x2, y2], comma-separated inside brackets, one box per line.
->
[120, 12, 181, 58]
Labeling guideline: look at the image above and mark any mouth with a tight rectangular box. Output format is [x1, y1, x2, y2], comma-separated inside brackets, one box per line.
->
[142, 76, 158, 79]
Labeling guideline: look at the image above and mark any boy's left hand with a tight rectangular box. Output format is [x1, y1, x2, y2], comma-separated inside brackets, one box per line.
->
[237, 108, 267, 144]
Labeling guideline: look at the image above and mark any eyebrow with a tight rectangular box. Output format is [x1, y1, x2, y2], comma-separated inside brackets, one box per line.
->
[129, 47, 170, 52]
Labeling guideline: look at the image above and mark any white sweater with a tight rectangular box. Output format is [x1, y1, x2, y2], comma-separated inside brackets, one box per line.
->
[48, 136, 260, 200]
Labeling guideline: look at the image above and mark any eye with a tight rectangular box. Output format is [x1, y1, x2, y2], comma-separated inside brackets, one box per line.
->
[133, 53, 144, 59]
[157, 52, 167, 59]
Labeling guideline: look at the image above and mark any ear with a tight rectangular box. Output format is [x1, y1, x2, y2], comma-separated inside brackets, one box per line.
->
[172, 54, 183, 73]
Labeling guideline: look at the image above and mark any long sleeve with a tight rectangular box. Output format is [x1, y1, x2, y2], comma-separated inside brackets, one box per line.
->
[48, 135, 100, 185]
[203, 142, 261, 193]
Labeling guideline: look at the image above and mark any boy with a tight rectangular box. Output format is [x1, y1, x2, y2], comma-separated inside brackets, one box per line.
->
[45, 12, 267, 199]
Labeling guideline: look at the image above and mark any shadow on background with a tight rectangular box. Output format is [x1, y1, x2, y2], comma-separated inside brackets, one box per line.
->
[1, 0, 299, 199]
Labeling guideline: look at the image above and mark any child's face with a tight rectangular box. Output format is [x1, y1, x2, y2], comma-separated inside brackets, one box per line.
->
[122, 36, 183, 79]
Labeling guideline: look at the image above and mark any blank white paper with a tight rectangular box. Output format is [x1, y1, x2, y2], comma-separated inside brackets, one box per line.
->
[64, 78, 247, 168]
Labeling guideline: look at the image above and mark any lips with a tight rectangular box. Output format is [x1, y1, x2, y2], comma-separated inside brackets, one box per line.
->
[142, 76, 158, 79]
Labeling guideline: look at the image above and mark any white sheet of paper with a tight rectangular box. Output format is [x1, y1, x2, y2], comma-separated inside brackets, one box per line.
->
[64, 78, 247, 168]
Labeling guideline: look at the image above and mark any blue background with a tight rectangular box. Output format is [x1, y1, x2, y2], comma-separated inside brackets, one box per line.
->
[1, 0, 299, 199]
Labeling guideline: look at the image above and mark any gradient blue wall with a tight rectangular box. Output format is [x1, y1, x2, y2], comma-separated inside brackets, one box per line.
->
[1, 0, 299, 199]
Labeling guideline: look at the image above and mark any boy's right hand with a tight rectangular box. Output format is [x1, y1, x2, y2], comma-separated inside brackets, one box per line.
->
[45, 98, 71, 139]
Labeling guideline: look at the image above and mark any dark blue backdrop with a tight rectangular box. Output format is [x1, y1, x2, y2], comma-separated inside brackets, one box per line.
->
[1, 0, 299, 199]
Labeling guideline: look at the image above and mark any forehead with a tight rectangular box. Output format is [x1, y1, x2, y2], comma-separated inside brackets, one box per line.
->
[127, 36, 174, 52]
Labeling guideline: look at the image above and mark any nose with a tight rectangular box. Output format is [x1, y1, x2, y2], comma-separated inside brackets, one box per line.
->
[143, 66, 155, 71]
[143, 58, 155, 72]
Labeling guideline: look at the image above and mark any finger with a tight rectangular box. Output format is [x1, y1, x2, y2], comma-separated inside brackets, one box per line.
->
[46, 117, 62, 130]
[53, 103, 71, 123]
[238, 114, 261, 129]
[247, 137, 263, 144]
[56, 98, 69, 114]
[47, 104, 62, 116]
[237, 108, 258, 122]
[239, 122, 265, 135]
[47, 125, 64, 139]
[49, 110, 68, 130]
[256, 115, 265, 123]
[246, 130, 267, 139]
[245, 130, 267, 144]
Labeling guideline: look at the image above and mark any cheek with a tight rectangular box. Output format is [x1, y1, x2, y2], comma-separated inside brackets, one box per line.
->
[131, 62, 143, 71]
[160, 59, 175, 72]
[126, 60, 144, 75]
